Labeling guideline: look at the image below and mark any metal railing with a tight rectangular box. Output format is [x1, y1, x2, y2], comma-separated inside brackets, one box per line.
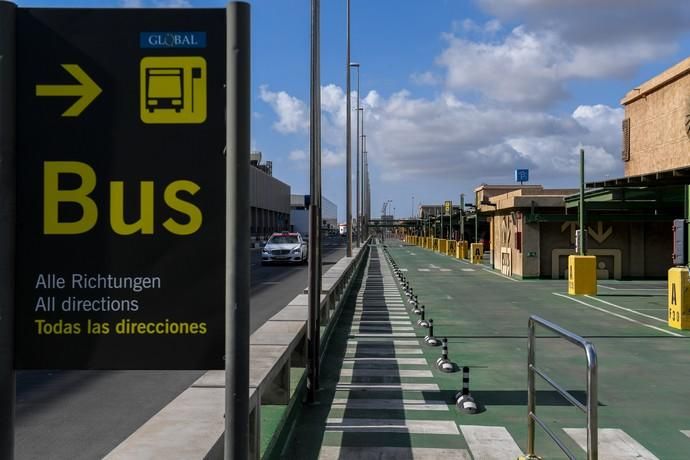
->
[526, 315, 598, 460]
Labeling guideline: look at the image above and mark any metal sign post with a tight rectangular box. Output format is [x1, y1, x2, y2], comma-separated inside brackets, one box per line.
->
[0, 2, 16, 457]
[460, 193, 465, 242]
[225, 3, 250, 459]
[307, 0, 322, 403]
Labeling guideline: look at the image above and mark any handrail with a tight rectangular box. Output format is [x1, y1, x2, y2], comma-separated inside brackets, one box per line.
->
[527, 315, 598, 460]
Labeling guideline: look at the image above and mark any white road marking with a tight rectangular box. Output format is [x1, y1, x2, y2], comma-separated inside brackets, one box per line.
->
[460, 425, 523, 459]
[339, 369, 432, 377]
[681, 430, 690, 439]
[335, 383, 439, 391]
[418, 268, 431, 272]
[598, 284, 665, 291]
[325, 418, 458, 434]
[318, 447, 471, 460]
[346, 348, 423, 355]
[440, 268, 452, 272]
[350, 332, 417, 337]
[482, 268, 520, 282]
[347, 340, 419, 345]
[585, 295, 666, 323]
[461, 268, 475, 272]
[329, 398, 448, 411]
[343, 357, 427, 365]
[564, 428, 659, 460]
[552, 293, 683, 337]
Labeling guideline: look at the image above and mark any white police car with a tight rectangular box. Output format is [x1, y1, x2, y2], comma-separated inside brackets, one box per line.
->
[261, 232, 308, 264]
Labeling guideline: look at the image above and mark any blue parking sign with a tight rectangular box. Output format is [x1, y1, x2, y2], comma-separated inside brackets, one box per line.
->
[515, 169, 529, 183]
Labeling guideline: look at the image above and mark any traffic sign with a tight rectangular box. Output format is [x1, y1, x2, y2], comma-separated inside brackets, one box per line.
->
[515, 168, 529, 183]
[14, 8, 228, 370]
[444, 200, 452, 215]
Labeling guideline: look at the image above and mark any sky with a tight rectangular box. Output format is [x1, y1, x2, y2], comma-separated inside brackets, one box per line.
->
[17, 0, 690, 220]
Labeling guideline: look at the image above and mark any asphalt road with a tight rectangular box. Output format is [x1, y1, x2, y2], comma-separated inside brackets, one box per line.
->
[15, 236, 347, 460]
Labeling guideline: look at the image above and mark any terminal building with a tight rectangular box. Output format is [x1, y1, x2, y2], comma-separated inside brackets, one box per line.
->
[289, 195, 338, 237]
[477, 56, 690, 279]
[249, 151, 291, 239]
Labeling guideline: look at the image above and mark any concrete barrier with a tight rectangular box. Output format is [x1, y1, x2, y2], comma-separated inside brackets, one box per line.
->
[106, 237, 372, 460]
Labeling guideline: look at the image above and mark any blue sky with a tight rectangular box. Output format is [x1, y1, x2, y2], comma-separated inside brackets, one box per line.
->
[17, 0, 690, 220]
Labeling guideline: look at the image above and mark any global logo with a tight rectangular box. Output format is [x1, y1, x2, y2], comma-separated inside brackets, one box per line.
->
[140, 32, 207, 49]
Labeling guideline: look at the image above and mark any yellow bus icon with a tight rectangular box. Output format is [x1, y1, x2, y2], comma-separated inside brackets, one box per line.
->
[140, 57, 206, 124]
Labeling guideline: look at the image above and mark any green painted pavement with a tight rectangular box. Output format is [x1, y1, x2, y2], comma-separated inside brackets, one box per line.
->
[281, 242, 690, 459]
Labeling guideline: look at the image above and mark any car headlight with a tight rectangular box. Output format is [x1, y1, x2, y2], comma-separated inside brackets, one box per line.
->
[291, 248, 301, 254]
[262, 248, 269, 254]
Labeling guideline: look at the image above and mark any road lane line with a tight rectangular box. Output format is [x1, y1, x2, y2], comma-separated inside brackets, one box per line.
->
[482, 268, 520, 282]
[585, 295, 666, 323]
[552, 293, 683, 337]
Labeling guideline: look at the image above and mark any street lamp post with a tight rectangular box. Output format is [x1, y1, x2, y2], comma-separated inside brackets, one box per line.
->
[345, 0, 352, 257]
[350, 63, 360, 247]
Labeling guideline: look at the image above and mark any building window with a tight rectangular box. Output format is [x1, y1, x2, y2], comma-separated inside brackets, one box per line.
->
[622, 118, 630, 161]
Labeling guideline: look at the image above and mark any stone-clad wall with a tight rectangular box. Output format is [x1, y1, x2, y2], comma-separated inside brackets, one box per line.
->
[624, 62, 690, 176]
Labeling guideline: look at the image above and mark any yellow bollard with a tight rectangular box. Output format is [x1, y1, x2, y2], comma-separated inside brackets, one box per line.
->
[470, 243, 483, 264]
[567, 255, 597, 295]
[457, 241, 468, 259]
[668, 267, 690, 330]
[447, 240, 456, 257]
[432, 238, 438, 251]
[438, 239, 448, 254]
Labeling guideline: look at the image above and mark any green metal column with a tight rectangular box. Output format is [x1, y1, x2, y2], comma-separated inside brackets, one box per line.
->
[578, 148, 585, 255]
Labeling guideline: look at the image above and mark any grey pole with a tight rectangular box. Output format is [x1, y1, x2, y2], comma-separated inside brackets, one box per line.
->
[475, 209, 478, 243]
[307, 0, 322, 403]
[0, 2, 16, 458]
[314, 0, 322, 386]
[360, 115, 365, 243]
[352, 64, 360, 248]
[345, 0, 352, 257]
[579, 148, 585, 256]
[225, 3, 251, 459]
[460, 193, 465, 242]
[449, 201, 452, 240]
[363, 143, 368, 239]
[527, 320, 536, 456]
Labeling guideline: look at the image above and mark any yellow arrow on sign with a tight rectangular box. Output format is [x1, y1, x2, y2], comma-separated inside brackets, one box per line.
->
[36, 64, 102, 117]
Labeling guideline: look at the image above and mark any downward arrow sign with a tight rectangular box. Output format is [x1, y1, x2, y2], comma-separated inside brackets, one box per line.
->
[36, 64, 102, 117]
[588, 221, 613, 244]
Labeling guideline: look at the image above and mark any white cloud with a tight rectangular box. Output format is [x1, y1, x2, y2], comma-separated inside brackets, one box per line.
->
[260, 83, 622, 183]
[453, 18, 502, 35]
[438, 0, 688, 108]
[438, 26, 566, 107]
[153, 0, 192, 7]
[323, 149, 345, 168]
[288, 150, 307, 161]
[410, 71, 439, 86]
[259, 85, 309, 134]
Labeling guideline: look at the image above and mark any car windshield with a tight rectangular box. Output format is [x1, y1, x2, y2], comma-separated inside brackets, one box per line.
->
[268, 235, 299, 244]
